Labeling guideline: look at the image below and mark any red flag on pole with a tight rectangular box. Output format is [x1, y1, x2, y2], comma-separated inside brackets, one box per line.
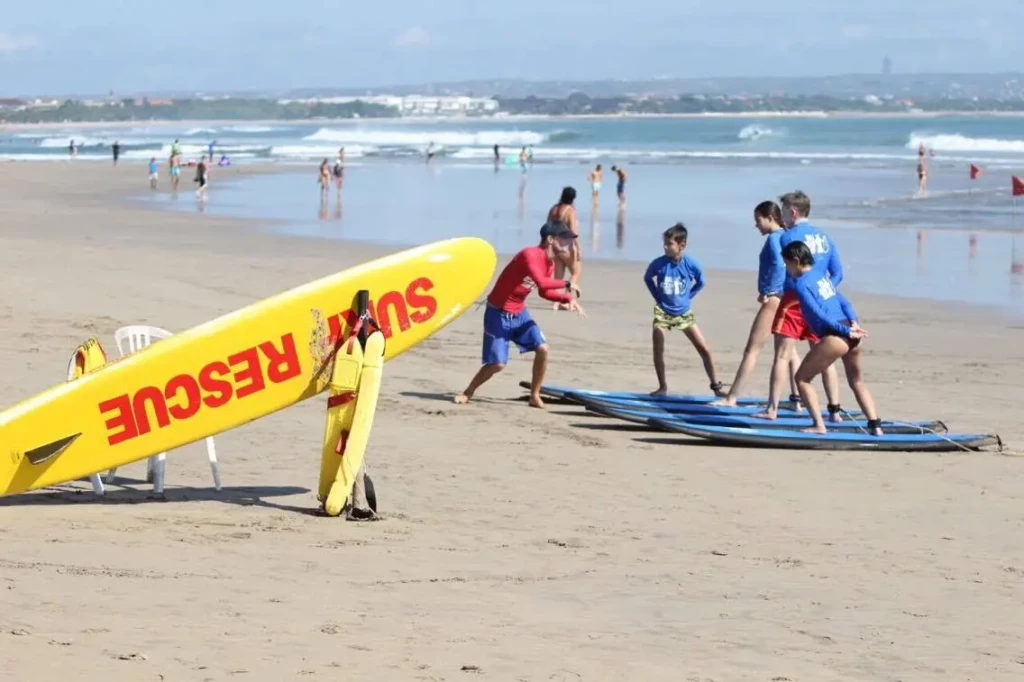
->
[1013, 175, 1024, 197]
[970, 163, 981, 179]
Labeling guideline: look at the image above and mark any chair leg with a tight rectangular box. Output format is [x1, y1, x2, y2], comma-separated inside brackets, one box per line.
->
[205, 437, 221, 491]
[105, 467, 118, 485]
[152, 453, 167, 494]
[145, 457, 156, 483]
[89, 473, 105, 496]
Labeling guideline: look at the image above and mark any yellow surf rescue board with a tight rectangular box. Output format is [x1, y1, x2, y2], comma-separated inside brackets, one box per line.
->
[0, 237, 496, 497]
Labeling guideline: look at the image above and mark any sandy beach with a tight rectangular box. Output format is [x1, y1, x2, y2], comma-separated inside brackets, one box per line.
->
[1, 161, 1023, 681]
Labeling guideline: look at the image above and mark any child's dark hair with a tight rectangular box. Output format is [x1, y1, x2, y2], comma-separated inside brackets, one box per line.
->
[754, 200, 783, 225]
[663, 222, 688, 244]
[781, 240, 815, 266]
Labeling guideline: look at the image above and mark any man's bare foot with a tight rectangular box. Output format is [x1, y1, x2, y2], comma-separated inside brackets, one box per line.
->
[801, 426, 827, 435]
[529, 394, 545, 409]
[649, 387, 668, 396]
[751, 409, 777, 420]
[454, 393, 471, 404]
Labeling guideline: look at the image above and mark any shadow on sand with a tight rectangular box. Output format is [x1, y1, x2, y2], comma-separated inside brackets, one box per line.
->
[0, 482, 316, 514]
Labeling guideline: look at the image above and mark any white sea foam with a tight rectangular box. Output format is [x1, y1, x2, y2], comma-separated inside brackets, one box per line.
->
[225, 125, 279, 133]
[303, 127, 547, 147]
[908, 133, 1024, 154]
[738, 124, 782, 140]
[269, 144, 374, 159]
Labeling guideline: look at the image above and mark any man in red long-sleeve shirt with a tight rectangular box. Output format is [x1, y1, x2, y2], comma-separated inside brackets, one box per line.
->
[454, 220, 586, 408]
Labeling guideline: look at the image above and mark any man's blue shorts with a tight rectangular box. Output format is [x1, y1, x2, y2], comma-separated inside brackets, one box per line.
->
[482, 304, 546, 365]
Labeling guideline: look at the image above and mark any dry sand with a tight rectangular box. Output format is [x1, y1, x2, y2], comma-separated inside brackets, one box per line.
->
[1, 161, 1023, 681]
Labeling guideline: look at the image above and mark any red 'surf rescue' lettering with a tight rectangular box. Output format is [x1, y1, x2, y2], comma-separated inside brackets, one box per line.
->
[327, 277, 437, 342]
[99, 277, 439, 446]
[100, 334, 302, 446]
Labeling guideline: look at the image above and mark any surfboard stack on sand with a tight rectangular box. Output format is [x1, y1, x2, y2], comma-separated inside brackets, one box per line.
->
[0, 237, 498, 510]
[522, 382, 1002, 453]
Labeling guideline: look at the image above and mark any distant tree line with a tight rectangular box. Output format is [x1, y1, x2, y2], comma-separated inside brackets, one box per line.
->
[494, 92, 1024, 115]
[0, 98, 400, 123]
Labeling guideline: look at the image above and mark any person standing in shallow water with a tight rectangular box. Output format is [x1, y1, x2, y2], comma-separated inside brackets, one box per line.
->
[548, 186, 581, 306]
[588, 164, 602, 207]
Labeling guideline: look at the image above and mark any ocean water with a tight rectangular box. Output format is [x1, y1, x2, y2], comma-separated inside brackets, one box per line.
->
[6, 116, 1024, 308]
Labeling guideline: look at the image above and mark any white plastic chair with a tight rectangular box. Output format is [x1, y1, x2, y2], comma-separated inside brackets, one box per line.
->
[103, 325, 222, 494]
[65, 352, 107, 496]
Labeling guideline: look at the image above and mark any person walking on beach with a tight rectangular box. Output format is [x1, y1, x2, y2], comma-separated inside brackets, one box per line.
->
[752, 190, 844, 421]
[148, 156, 159, 189]
[781, 240, 882, 435]
[112, 141, 120, 166]
[453, 220, 583, 409]
[332, 155, 344, 192]
[916, 143, 929, 194]
[712, 200, 792, 407]
[644, 222, 725, 397]
[169, 152, 181, 191]
[195, 155, 210, 200]
[589, 164, 602, 206]
[611, 165, 627, 206]
[319, 159, 331, 195]
[548, 186, 581, 297]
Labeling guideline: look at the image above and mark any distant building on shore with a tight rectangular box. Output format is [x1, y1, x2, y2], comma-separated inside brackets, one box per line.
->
[275, 94, 499, 117]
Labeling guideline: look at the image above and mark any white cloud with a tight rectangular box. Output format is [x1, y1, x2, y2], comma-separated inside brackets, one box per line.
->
[0, 33, 39, 53]
[393, 27, 430, 49]
[839, 24, 869, 39]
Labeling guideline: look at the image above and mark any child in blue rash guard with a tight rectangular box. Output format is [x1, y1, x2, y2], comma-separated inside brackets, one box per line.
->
[755, 190, 845, 422]
[644, 223, 725, 397]
[782, 240, 882, 436]
[713, 200, 795, 407]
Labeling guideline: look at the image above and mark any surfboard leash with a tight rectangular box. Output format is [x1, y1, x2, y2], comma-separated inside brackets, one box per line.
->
[837, 408, 1011, 456]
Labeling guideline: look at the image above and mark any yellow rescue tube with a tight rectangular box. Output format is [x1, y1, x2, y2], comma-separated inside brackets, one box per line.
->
[323, 330, 385, 517]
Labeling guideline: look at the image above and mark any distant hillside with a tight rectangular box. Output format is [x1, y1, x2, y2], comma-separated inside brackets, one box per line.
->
[279, 72, 1024, 101]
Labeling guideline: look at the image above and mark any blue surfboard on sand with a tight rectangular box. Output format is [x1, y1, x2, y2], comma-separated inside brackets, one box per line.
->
[565, 391, 864, 418]
[580, 397, 944, 435]
[650, 418, 1001, 452]
[519, 381, 764, 406]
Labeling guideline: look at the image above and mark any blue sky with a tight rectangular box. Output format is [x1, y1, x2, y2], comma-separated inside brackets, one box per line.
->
[1, 0, 1021, 95]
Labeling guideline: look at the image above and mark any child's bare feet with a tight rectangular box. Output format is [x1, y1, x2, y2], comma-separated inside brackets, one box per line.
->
[528, 394, 545, 409]
[751, 409, 777, 420]
[801, 425, 827, 435]
[649, 386, 668, 396]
